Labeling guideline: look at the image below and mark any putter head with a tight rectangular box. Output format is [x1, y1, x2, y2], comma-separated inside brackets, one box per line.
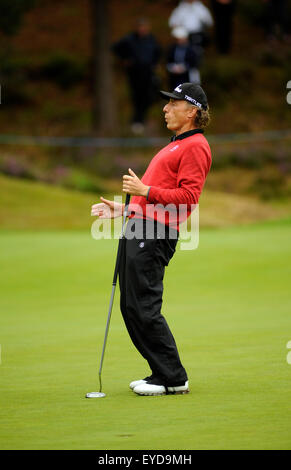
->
[86, 392, 106, 398]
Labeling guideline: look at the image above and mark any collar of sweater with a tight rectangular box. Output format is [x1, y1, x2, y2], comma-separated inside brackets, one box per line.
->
[171, 128, 204, 141]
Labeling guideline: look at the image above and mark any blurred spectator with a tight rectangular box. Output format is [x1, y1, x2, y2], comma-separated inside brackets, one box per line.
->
[112, 18, 161, 134]
[263, 0, 290, 42]
[166, 27, 201, 88]
[211, 0, 236, 54]
[169, 0, 213, 49]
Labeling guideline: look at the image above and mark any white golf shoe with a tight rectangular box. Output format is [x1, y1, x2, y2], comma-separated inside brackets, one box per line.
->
[129, 375, 153, 390]
[133, 380, 189, 396]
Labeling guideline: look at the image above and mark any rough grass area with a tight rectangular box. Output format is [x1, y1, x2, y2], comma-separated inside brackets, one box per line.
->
[0, 222, 291, 449]
[0, 173, 290, 230]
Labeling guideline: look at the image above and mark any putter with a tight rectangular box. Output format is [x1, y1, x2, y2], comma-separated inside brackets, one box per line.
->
[86, 193, 130, 398]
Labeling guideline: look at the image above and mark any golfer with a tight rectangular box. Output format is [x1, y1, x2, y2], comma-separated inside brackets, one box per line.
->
[91, 83, 212, 396]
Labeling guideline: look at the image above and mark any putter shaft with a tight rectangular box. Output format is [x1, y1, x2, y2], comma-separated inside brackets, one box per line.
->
[98, 194, 130, 393]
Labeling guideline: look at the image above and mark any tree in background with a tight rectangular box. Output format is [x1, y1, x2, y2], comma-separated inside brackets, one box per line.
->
[0, 0, 37, 106]
[90, 0, 116, 135]
[0, 0, 36, 35]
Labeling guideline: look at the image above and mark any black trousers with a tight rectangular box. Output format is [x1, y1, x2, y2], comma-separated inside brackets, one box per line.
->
[264, 0, 288, 37]
[211, 0, 236, 54]
[119, 218, 188, 386]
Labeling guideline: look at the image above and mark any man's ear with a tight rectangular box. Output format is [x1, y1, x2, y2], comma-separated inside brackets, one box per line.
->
[188, 106, 197, 120]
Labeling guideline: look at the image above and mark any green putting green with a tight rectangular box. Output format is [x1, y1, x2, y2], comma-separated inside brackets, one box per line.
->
[0, 221, 291, 449]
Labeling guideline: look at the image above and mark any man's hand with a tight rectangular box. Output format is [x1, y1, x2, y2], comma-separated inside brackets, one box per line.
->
[123, 168, 149, 197]
[91, 197, 123, 219]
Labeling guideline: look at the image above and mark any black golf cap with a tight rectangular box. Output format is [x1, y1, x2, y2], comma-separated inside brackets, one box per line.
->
[160, 83, 208, 110]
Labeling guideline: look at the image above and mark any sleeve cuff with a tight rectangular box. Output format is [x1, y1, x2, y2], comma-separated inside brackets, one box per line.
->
[146, 186, 151, 201]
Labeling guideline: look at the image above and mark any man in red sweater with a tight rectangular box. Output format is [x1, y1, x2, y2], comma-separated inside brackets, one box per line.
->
[91, 83, 211, 396]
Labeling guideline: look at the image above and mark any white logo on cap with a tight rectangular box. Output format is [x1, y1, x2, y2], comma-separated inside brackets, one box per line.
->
[185, 94, 202, 108]
[175, 84, 183, 93]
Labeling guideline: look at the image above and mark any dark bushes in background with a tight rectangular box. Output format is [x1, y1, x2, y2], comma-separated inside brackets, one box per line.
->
[37, 52, 87, 89]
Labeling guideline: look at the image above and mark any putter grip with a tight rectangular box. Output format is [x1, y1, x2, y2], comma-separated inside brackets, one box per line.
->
[112, 193, 130, 285]
[125, 193, 130, 209]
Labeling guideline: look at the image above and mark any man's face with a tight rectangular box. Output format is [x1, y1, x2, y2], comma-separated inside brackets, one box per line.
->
[137, 22, 150, 36]
[176, 36, 188, 45]
[163, 99, 193, 132]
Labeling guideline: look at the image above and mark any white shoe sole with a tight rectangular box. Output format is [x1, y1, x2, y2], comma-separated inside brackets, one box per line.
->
[133, 381, 189, 396]
[135, 390, 189, 396]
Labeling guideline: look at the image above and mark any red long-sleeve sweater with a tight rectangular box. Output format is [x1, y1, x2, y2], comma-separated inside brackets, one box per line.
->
[128, 130, 212, 229]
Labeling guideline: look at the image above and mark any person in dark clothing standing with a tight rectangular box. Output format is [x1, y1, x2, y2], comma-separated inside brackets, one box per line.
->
[169, 1, 214, 71]
[167, 27, 201, 88]
[263, 0, 290, 42]
[112, 18, 161, 134]
[211, 0, 236, 54]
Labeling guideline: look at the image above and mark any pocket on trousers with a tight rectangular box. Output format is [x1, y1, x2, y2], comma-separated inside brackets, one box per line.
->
[126, 238, 156, 302]
[155, 238, 177, 267]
